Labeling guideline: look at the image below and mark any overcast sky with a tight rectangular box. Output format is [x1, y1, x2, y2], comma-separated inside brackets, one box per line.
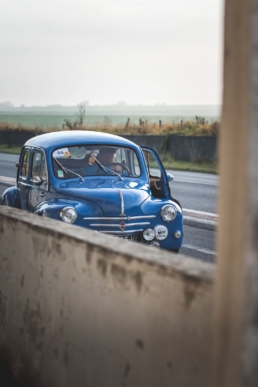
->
[0, 0, 224, 107]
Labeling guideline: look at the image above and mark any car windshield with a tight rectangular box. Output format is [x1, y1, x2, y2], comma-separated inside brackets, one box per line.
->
[52, 145, 141, 179]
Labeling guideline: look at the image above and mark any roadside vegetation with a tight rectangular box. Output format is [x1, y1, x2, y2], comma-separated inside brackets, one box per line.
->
[0, 115, 219, 136]
[161, 156, 217, 174]
[0, 145, 22, 154]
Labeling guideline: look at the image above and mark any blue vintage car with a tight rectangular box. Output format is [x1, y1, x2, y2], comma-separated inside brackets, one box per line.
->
[1, 131, 183, 252]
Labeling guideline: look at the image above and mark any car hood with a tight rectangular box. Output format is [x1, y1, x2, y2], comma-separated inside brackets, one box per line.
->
[55, 178, 150, 216]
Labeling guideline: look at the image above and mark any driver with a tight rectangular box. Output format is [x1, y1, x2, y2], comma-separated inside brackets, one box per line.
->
[98, 147, 122, 173]
[82, 146, 126, 176]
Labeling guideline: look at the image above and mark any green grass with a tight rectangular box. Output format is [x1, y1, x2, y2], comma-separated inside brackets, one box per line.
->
[162, 159, 217, 174]
[0, 145, 22, 154]
[0, 144, 218, 174]
[160, 153, 218, 174]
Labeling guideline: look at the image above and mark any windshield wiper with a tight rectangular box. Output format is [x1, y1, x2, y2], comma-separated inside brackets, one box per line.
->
[91, 155, 123, 181]
[53, 157, 84, 182]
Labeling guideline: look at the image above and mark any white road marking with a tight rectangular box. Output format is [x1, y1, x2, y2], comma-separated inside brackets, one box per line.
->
[173, 178, 218, 186]
[0, 176, 15, 184]
[184, 208, 218, 219]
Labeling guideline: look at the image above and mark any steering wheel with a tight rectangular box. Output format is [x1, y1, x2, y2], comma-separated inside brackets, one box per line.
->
[96, 163, 130, 175]
[107, 163, 130, 174]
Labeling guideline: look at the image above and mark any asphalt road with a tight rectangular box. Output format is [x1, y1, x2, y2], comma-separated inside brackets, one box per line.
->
[0, 153, 218, 263]
[167, 169, 218, 214]
[0, 152, 19, 177]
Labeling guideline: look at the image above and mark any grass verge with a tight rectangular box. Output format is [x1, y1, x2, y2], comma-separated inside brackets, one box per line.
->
[163, 160, 217, 174]
[0, 145, 22, 155]
[160, 153, 217, 174]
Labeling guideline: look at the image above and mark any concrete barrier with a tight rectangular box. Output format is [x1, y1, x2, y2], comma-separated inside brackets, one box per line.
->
[0, 129, 44, 146]
[167, 136, 217, 163]
[0, 206, 214, 387]
[122, 135, 217, 162]
[121, 134, 167, 154]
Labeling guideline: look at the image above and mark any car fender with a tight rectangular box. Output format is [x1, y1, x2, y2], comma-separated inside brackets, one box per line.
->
[34, 198, 103, 222]
[140, 197, 183, 231]
[139, 197, 183, 250]
[140, 196, 182, 216]
[1, 186, 22, 208]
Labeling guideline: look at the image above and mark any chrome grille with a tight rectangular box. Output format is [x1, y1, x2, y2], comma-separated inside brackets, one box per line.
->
[89, 222, 150, 228]
[83, 215, 156, 235]
[83, 215, 156, 221]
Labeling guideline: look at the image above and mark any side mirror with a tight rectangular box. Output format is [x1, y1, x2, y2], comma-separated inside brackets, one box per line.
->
[166, 173, 174, 182]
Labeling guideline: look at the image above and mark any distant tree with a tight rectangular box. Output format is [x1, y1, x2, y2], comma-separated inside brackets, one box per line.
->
[77, 102, 86, 125]
[63, 118, 78, 130]
[64, 102, 86, 130]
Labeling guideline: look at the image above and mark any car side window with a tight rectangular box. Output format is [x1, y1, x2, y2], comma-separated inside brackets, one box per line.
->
[20, 149, 30, 179]
[143, 150, 165, 198]
[132, 152, 141, 176]
[31, 151, 47, 185]
[143, 150, 161, 179]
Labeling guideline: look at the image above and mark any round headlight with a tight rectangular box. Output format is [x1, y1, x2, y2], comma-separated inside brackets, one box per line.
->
[160, 205, 177, 222]
[60, 207, 77, 223]
[143, 228, 155, 241]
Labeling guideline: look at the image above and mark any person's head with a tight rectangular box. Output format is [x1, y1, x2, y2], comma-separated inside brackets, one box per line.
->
[98, 147, 116, 165]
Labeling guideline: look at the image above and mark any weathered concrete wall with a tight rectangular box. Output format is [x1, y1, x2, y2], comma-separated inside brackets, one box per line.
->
[0, 129, 45, 146]
[167, 136, 217, 163]
[121, 134, 167, 154]
[0, 130, 217, 161]
[123, 135, 217, 162]
[0, 206, 214, 387]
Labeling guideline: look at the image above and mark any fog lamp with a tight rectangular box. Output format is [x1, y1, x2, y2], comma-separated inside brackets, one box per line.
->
[143, 228, 155, 241]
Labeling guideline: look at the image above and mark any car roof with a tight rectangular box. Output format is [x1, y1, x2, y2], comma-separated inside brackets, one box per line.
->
[25, 130, 140, 151]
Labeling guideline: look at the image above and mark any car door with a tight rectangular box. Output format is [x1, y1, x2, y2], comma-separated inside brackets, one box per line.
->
[141, 147, 172, 200]
[28, 148, 48, 212]
[17, 147, 31, 210]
